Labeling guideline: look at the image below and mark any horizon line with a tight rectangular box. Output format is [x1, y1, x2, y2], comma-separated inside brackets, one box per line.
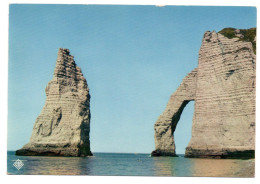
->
[7, 150, 186, 155]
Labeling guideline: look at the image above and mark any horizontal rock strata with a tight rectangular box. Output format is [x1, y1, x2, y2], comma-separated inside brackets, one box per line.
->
[152, 28, 256, 158]
[16, 48, 92, 157]
[152, 69, 197, 156]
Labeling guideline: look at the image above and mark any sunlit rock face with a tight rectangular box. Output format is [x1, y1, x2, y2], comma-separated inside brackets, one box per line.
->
[152, 28, 256, 158]
[152, 69, 197, 156]
[16, 48, 92, 157]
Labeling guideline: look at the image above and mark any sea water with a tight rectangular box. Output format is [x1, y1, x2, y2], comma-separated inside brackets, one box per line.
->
[7, 151, 254, 177]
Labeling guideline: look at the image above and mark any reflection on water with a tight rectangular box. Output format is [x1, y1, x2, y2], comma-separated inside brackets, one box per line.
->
[152, 157, 173, 176]
[152, 155, 193, 176]
[10, 156, 94, 175]
[7, 151, 254, 177]
[152, 155, 254, 177]
[188, 158, 255, 177]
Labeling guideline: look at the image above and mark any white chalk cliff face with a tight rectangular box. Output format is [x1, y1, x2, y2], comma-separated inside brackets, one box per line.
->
[153, 69, 197, 156]
[152, 29, 256, 158]
[16, 48, 92, 156]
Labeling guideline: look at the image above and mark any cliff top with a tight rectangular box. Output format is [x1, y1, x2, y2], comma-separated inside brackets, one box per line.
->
[218, 27, 256, 54]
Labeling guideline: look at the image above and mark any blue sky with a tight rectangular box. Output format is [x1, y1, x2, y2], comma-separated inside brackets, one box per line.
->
[8, 5, 256, 154]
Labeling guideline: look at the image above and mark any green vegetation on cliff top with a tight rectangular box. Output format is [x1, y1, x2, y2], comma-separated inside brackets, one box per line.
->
[218, 28, 256, 54]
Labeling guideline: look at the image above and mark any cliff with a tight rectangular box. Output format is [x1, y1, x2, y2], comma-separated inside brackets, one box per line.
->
[16, 48, 92, 157]
[152, 28, 256, 158]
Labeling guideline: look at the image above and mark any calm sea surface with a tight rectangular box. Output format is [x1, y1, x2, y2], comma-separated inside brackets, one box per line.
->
[7, 151, 254, 177]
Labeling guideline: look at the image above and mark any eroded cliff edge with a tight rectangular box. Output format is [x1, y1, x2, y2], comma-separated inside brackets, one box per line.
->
[152, 28, 256, 158]
[16, 48, 92, 156]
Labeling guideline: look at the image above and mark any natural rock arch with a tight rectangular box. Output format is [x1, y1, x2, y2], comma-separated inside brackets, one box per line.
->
[152, 29, 256, 158]
[152, 69, 197, 156]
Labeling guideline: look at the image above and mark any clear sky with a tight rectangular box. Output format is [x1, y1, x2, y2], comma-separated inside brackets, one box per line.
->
[8, 5, 256, 154]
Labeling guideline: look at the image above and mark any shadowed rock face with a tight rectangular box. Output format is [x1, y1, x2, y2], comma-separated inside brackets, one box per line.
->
[152, 28, 256, 158]
[16, 48, 92, 157]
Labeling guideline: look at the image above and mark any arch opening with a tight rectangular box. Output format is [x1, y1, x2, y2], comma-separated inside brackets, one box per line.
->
[173, 100, 194, 155]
